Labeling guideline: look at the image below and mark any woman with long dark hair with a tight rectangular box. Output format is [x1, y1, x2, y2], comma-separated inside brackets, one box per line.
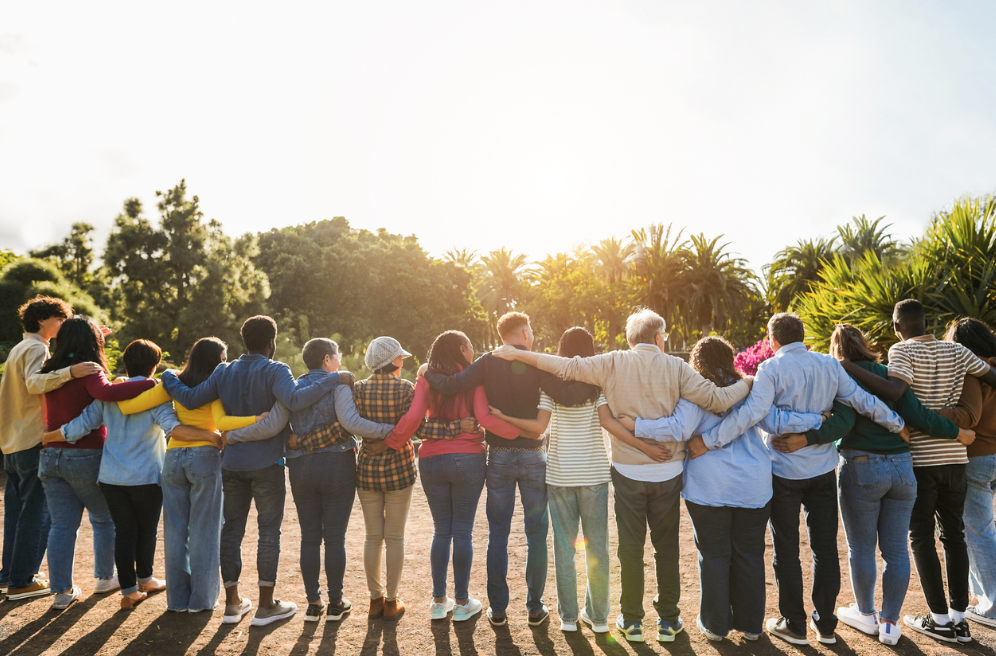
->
[788, 324, 972, 645]
[940, 318, 996, 628]
[490, 327, 653, 633]
[386, 330, 523, 622]
[117, 336, 262, 613]
[37, 317, 156, 606]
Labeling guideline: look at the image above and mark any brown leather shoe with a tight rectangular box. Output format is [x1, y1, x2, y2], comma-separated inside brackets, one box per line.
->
[384, 598, 405, 621]
[369, 596, 385, 618]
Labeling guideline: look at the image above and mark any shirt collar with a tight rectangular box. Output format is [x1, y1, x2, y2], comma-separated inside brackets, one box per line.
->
[632, 343, 661, 354]
[775, 342, 808, 357]
[24, 332, 49, 346]
[907, 334, 936, 343]
[306, 368, 333, 376]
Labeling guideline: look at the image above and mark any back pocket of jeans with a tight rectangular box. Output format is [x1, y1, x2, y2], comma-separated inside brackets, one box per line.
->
[846, 457, 879, 489]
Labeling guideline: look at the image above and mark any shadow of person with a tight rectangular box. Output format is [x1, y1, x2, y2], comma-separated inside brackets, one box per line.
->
[430, 617, 452, 656]
[490, 622, 522, 656]
[288, 620, 319, 656]
[58, 605, 131, 656]
[561, 631, 595, 656]
[529, 621, 559, 656]
[453, 613, 482, 656]
[315, 617, 344, 656]
[117, 609, 212, 656]
[7, 595, 101, 656]
[193, 620, 238, 656]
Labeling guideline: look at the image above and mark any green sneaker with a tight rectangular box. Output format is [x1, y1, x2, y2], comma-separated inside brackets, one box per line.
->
[616, 614, 645, 642]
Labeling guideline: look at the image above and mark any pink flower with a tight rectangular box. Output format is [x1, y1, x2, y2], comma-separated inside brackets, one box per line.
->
[734, 338, 775, 376]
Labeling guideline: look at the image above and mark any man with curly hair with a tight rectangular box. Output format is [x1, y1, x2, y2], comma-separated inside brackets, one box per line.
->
[0, 296, 101, 600]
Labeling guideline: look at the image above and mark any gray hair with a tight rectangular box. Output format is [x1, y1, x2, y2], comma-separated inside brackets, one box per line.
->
[625, 308, 666, 347]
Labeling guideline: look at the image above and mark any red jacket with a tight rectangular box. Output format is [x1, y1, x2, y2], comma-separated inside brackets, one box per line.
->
[44, 372, 155, 450]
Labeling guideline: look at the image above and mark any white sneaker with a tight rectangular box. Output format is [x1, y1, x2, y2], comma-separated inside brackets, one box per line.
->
[52, 585, 82, 610]
[251, 599, 297, 626]
[452, 597, 482, 622]
[810, 618, 836, 644]
[580, 609, 610, 633]
[561, 619, 577, 631]
[429, 598, 455, 620]
[879, 619, 901, 645]
[94, 576, 120, 594]
[966, 606, 996, 629]
[223, 597, 253, 624]
[838, 604, 879, 635]
[697, 615, 726, 641]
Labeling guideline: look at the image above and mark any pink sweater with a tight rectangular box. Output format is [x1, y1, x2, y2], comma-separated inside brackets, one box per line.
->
[387, 377, 520, 456]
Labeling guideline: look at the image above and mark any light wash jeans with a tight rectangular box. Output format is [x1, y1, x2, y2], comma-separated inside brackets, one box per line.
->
[837, 450, 917, 623]
[38, 448, 115, 593]
[162, 446, 223, 611]
[547, 483, 610, 625]
[965, 454, 996, 617]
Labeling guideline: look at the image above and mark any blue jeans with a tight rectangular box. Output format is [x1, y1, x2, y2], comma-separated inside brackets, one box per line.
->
[1, 445, 50, 589]
[162, 446, 223, 611]
[548, 484, 610, 625]
[420, 453, 486, 601]
[37, 448, 115, 593]
[965, 454, 996, 617]
[486, 449, 548, 615]
[288, 450, 356, 604]
[220, 464, 286, 588]
[838, 450, 917, 623]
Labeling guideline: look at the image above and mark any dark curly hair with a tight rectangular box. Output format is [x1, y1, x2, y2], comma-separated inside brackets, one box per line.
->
[18, 296, 73, 333]
[40, 316, 108, 374]
[945, 318, 996, 360]
[689, 336, 741, 388]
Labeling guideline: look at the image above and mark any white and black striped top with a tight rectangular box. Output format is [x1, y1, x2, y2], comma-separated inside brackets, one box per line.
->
[539, 391, 611, 487]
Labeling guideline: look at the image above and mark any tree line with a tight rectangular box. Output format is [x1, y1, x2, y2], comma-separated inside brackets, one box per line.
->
[1, 180, 994, 374]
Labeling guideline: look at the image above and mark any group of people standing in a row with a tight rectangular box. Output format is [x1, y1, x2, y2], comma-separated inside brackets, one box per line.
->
[2, 296, 996, 649]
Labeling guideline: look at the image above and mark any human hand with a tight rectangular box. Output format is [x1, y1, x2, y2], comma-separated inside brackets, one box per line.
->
[899, 426, 911, 443]
[742, 375, 754, 390]
[520, 430, 545, 440]
[287, 433, 300, 449]
[618, 415, 636, 431]
[417, 363, 428, 377]
[687, 435, 708, 458]
[256, 411, 269, 423]
[460, 417, 481, 433]
[99, 325, 113, 337]
[69, 362, 102, 379]
[41, 429, 66, 444]
[958, 428, 976, 446]
[821, 409, 833, 422]
[640, 441, 672, 462]
[489, 405, 507, 419]
[771, 434, 808, 453]
[491, 345, 519, 361]
[364, 439, 390, 456]
[339, 371, 355, 388]
[214, 432, 228, 451]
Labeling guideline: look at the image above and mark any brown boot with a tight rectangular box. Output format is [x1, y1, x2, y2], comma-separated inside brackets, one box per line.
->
[384, 598, 405, 621]
[368, 596, 385, 618]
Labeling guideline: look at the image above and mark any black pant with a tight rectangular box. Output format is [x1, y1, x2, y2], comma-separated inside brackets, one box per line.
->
[910, 464, 969, 614]
[99, 483, 163, 593]
[686, 500, 770, 635]
[611, 468, 682, 623]
[768, 471, 840, 635]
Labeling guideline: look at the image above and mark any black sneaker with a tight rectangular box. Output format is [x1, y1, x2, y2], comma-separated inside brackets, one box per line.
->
[902, 615, 957, 643]
[327, 598, 352, 622]
[766, 617, 807, 645]
[487, 607, 507, 626]
[304, 602, 326, 622]
[953, 620, 972, 643]
[528, 606, 550, 627]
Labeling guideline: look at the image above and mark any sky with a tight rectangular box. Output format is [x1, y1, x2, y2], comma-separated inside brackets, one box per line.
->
[2, 1, 995, 274]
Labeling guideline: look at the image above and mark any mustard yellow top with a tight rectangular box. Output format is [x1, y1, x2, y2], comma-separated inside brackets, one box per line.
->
[118, 383, 257, 449]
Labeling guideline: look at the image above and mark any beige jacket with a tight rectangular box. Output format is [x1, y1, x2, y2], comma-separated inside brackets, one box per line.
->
[0, 333, 73, 454]
[535, 343, 750, 467]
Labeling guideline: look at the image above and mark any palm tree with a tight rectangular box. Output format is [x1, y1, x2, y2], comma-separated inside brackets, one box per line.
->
[630, 224, 688, 339]
[836, 215, 907, 266]
[681, 234, 759, 336]
[591, 237, 635, 349]
[764, 237, 837, 311]
[444, 248, 478, 269]
[478, 248, 533, 345]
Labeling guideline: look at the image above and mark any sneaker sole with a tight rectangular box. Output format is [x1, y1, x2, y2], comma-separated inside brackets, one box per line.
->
[879, 635, 899, 645]
[617, 626, 645, 643]
[223, 608, 252, 624]
[7, 589, 52, 601]
[967, 612, 996, 629]
[579, 614, 610, 633]
[251, 608, 297, 626]
[839, 616, 879, 636]
[454, 607, 482, 622]
[304, 613, 324, 622]
[902, 620, 957, 643]
[327, 608, 351, 622]
[957, 636, 973, 644]
[527, 615, 549, 627]
[769, 629, 808, 646]
[488, 614, 507, 626]
[657, 631, 682, 643]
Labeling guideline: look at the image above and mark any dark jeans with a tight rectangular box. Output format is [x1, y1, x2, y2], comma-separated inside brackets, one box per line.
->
[910, 464, 969, 614]
[288, 451, 356, 604]
[421, 453, 487, 601]
[221, 464, 286, 588]
[1, 445, 50, 589]
[486, 449, 548, 615]
[99, 483, 163, 594]
[768, 471, 840, 635]
[686, 500, 770, 635]
[611, 467, 682, 623]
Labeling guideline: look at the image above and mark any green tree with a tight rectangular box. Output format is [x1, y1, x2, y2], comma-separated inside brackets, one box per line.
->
[836, 215, 907, 266]
[527, 251, 611, 350]
[764, 237, 837, 312]
[29, 222, 96, 287]
[680, 234, 760, 339]
[591, 237, 635, 349]
[103, 182, 269, 359]
[0, 249, 19, 271]
[478, 248, 533, 346]
[629, 224, 688, 342]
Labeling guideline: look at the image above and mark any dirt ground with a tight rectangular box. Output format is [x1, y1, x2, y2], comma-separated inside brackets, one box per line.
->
[1, 469, 995, 656]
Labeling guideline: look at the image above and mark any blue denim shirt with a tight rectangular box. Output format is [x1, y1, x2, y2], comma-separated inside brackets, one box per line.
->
[700, 342, 905, 480]
[636, 399, 821, 508]
[285, 370, 394, 459]
[61, 376, 180, 486]
[162, 354, 341, 472]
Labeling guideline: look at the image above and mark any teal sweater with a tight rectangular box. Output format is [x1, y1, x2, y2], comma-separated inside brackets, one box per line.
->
[805, 360, 958, 454]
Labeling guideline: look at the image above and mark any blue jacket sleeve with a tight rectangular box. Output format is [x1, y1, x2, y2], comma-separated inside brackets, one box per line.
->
[269, 363, 341, 411]
[700, 367, 777, 449]
[634, 400, 706, 442]
[150, 401, 182, 436]
[161, 367, 221, 410]
[759, 407, 824, 435]
[61, 400, 106, 443]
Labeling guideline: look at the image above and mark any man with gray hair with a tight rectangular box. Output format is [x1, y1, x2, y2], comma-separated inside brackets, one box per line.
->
[492, 307, 752, 643]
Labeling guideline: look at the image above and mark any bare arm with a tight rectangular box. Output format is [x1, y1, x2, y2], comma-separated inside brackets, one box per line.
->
[489, 406, 550, 435]
[840, 360, 908, 402]
[599, 405, 671, 462]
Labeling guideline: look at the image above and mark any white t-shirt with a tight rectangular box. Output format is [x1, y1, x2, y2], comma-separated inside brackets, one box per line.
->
[540, 391, 612, 487]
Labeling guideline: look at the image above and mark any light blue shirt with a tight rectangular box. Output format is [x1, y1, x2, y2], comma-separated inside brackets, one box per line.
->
[636, 399, 822, 507]
[61, 376, 179, 486]
[699, 342, 905, 480]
